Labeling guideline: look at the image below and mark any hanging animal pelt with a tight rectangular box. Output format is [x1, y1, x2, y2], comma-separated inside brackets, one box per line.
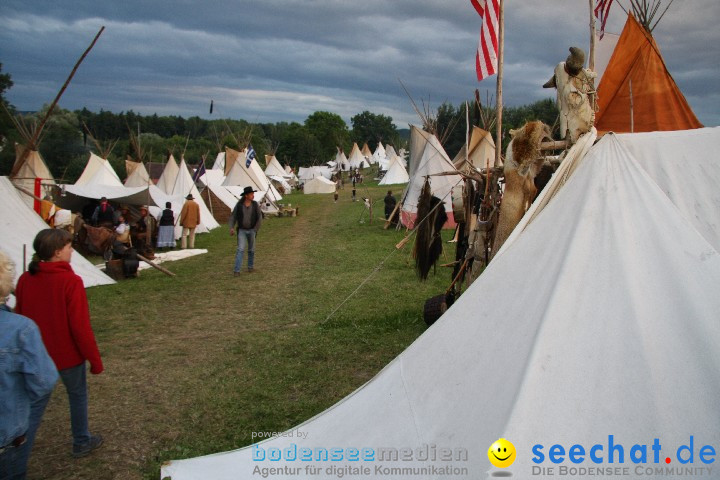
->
[413, 178, 448, 280]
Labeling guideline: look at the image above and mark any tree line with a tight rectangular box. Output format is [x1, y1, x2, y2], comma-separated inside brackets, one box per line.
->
[1, 63, 559, 183]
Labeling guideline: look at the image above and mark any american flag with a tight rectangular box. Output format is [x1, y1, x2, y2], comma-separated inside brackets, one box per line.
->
[471, 0, 499, 82]
[246, 144, 256, 168]
[594, 0, 614, 39]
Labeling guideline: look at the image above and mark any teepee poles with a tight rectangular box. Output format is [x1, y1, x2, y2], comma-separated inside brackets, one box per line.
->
[12, 26, 105, 176]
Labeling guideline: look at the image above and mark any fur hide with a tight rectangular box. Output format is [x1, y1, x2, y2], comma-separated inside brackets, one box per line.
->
[414, 179, 448, 280]
[491, 121, 552, 260]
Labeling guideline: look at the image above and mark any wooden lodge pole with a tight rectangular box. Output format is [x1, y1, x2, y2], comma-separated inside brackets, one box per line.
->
[12, 26, 105, 176]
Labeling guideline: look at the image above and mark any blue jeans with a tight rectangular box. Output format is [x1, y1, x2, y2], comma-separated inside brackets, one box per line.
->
[234, 229, 256, 272]
[0, 393, 51, 480]
[59, 364, 91, 447]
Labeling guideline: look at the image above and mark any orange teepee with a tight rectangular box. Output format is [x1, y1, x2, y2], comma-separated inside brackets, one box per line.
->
[595, 13, 702, 133]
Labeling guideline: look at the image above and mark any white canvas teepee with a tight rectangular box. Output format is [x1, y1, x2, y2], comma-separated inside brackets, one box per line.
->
[63, 153, 152, 206]
[378, 155, 409, 185]
[347, 143, 369, 170]
[10, 144, 56, 210]
[371, 141, 387, 166]
[156, 155, 180, 194]
[75, 153, 122, 186]
[124, 161, 151, 187]
[166, 157, 220, 238]
[0, 176, 115, 298]
[223, 147, 283, 204]
[162, 128, 720, 480]
[452, 126, 497, 171]
[264, 155, 288, 178]
[212, 151, 226, 171]
[400, 126, 461, 229]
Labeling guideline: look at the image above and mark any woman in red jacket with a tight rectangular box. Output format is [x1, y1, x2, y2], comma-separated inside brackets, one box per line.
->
[15, 229, 104, 458]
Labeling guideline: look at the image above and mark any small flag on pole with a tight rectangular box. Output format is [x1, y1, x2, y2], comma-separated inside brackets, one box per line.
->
[594, 0, 614, 39]
[246, 144, 256, 168]
[192, 157, 206, 183]
[471, 0, 499, 82]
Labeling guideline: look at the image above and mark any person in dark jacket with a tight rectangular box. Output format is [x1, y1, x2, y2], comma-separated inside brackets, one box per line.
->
[229, 186, 263, 275]
[156, 202, 176, 249]
[90, 197, 114, 227]
[384, 190, 397, 221]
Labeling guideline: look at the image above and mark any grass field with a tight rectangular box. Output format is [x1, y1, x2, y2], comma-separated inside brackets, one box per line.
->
[27, 180, 458, 480]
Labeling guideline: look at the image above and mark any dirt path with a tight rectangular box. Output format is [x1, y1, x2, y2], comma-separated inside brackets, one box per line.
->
[28, 208, 319, 480]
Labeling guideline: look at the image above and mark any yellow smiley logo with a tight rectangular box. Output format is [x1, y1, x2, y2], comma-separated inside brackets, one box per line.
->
[488, 438, 516, 468]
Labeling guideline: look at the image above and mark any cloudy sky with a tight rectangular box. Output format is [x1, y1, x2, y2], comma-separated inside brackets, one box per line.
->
[1, 0, 718, 129]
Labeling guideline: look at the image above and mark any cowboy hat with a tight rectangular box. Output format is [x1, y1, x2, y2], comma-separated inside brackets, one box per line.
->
[240, 186, 258, 196]
[185, 193, 194, 200]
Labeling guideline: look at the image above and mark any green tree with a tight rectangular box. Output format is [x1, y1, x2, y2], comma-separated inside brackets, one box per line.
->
[304, 111, 349, 162]
[277, 122, 322, 169]
[350, 111, 398, 152]
[32, 106, 86, 181]
[0, 63, 18, 175]
[435, 102, 465, 160]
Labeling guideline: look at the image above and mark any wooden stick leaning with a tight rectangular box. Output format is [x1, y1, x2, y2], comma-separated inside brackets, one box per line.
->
[136, 254, 176, 277]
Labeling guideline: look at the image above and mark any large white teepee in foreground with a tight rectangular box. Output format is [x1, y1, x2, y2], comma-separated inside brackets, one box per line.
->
[0, 176, 115, 300]
[163, 128, 720, 480]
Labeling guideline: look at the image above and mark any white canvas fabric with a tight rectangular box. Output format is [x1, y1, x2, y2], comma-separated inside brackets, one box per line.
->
[197, 169, 225, 188]
[64, 153, 152, 207]
[335, 150, 350, 171]
[303, 176, 336, 194]
[615, 127, 720, 253]
[75, 153, 122, 186]
[264, 155, 292, 180]
[124, 161, 151, 187]
[156, 155, 180, 194]
[10, 144, 57, 210]
[452, 127, 496, 171]
[0, 176, 115, 297]
[372, 141, 387, 166]
[400, 131, 461, 229]
[163, 128, 720, 480]
[223, 148, 283, 204]
[167, 157, 220, 238]
[594, 31, 620, 84]
[212, 151, 226, 171]
[347, 143, 369, 170]
[378, 156, 409, 185]
[298, 166, 332, 182]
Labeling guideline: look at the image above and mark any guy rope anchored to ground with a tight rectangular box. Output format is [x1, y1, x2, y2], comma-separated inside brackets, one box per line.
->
[322, 176, 460, 326]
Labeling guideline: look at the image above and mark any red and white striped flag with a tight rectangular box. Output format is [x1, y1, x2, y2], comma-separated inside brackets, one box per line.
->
[471, 0, 499, 82]
[594, 0, 614, 39]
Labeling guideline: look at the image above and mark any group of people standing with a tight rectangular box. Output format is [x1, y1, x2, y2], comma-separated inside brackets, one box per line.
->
[88, 194, 202, 253]
[1, 230, 104, 478]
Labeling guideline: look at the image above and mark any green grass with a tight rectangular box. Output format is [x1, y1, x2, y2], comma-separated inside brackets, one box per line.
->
[30, 180, 456, 480]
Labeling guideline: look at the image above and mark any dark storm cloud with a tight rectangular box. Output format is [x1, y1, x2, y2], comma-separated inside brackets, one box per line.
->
[1, 0, 718, 128]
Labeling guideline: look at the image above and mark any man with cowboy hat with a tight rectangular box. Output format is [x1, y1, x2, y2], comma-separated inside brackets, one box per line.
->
[180, 193, 201, 249]
[229, 186, 263, 275]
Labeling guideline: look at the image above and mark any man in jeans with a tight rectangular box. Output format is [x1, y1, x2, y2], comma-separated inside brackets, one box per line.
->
[229, 186, 263, 276]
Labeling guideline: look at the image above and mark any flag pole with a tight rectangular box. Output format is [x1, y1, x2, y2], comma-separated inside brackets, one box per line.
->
[589, 0, 596, 71]
[494, 0, 504, 170]
[589, 0, 598, 114]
